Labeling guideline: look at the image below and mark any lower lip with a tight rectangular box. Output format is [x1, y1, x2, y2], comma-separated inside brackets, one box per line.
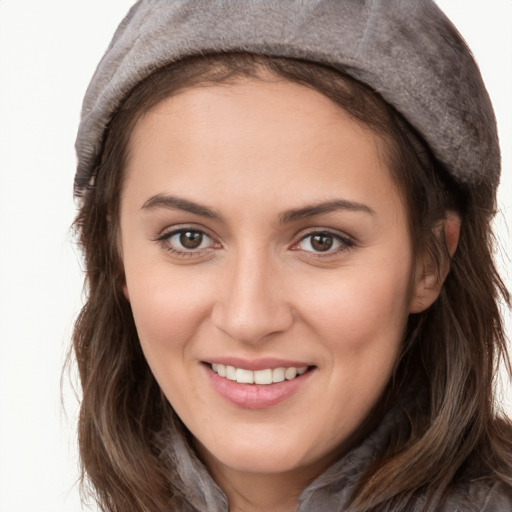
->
[203, 364, 314, 409]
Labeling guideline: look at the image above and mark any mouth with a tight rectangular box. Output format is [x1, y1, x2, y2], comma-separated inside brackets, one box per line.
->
[202, 359, 316, 409]
[210, 363, 310, 385]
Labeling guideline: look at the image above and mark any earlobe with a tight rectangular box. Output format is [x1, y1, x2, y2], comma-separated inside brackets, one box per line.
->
[409, 212, 461, 314]
[409, 263, 442, 314]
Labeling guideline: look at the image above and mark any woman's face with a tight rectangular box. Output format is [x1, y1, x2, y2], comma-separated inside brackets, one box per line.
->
[119, 77, 421, 479]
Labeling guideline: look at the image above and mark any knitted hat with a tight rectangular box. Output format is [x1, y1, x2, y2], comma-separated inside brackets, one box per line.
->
[74, 0, 500, 207]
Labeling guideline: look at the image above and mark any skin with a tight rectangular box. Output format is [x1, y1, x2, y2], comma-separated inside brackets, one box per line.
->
[119, 76, 456, 512]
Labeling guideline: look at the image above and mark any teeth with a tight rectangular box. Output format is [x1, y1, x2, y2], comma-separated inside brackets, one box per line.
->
[254, 369, 272, 385]
[272, 367, 285, 382]
[211, 364, 308, 385]
[236, 368, 254, 384]
[285, 367, 297, 380]
[226, 365, 236, 380]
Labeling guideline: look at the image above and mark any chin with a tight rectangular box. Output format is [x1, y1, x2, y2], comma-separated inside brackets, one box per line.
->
[211, 446, 309, 475]
[194, 424, 339, 477]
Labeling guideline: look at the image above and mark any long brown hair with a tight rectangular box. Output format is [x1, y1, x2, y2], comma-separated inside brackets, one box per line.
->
[72, 53, 512, 511]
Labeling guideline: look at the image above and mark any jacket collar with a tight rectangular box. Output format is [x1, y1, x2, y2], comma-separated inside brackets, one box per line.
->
[159, 397, 406, 512]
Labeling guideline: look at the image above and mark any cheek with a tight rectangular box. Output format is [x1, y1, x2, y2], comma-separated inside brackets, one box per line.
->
[124, 262, 214, 360]
[297, 261, 413, 365]
[124, 270, 217, 414]
[295, 265, 412, 431]
[123, 240, 216, 376]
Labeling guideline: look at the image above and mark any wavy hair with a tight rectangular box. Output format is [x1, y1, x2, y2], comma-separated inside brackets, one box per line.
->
[72, 53, 512, 511]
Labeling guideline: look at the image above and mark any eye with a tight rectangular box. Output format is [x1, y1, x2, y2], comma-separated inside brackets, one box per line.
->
[156, 228, 218, 254]
[296, 231, 353, 254]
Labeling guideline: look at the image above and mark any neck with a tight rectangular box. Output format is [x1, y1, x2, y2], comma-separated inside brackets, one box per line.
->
[194, 442, 345, 512]
[221, 471, 302, 512]
[204, 462, 320, 512]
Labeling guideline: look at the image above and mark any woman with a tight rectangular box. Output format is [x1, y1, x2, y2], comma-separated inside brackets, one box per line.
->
[72, 1, 512, 511]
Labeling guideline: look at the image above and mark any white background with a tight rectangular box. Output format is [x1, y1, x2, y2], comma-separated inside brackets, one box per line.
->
[0, 1, 510, 511]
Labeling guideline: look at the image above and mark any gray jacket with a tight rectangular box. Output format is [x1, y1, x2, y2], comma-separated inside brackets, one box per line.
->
[161, 404, 512, 512]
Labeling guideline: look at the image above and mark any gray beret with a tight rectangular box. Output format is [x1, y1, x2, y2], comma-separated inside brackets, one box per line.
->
[75, 0, 500, 205]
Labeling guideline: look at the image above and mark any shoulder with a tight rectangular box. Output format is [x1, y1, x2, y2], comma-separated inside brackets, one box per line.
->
[438, 480, 512, 512]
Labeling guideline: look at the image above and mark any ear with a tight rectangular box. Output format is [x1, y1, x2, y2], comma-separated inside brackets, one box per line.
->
[409, 212, 461, 313]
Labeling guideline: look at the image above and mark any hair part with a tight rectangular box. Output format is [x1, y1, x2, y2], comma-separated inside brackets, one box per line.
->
[73, 53, 512, 512]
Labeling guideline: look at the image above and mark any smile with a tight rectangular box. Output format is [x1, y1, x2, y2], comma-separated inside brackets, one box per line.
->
[205, 362, 315, 409]
[211, 363, 308, 385]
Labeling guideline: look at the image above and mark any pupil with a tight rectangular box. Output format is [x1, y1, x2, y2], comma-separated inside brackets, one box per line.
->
[180, 231, 203, 249]
[311, 234, 333, 252]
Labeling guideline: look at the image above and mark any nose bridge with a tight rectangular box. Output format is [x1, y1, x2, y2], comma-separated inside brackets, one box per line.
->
[212, 244, 292, 343]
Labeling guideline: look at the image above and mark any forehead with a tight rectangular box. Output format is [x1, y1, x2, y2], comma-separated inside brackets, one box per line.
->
[122, 77, 403, 222]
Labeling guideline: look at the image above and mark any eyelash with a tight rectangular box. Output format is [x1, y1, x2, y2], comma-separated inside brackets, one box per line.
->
[154, 227, 356, 258]
[154, 227, 218, 257]
[293, 230, 356, 257]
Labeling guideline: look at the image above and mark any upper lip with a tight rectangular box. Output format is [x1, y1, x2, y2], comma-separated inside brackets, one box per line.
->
[204, 357, 313, 371]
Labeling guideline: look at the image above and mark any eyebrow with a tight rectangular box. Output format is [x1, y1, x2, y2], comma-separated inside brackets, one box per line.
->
[141, 194, 374, 223]
[279, 199, 375, 223]
[141, 194, 224, 220]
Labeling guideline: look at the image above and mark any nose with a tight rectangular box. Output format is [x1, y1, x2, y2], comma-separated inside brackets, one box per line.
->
[211, 248, 294, 344]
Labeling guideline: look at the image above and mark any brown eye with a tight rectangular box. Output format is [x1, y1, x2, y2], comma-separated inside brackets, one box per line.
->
[310, 234, 334, 252]
[160, 229, 215, 253]
[179, 230, 204, 249]
[297, 231, 350, 254]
